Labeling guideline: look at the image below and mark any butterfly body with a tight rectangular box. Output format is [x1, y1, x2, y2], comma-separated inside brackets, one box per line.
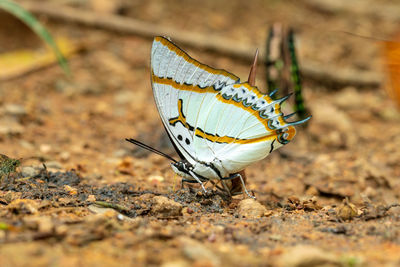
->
[147, 36, 310, 193]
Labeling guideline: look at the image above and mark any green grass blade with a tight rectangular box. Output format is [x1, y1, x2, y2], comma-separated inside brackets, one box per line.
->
[0, 0, 70, 76]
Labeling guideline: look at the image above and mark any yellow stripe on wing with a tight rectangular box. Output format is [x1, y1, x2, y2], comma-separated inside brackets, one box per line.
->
[194, 128, 277, 144]
[152, 74, 216, 94]
[168, 99, 296, 145]
[215, 93, 274, 131]
[155, 74, 286, 132]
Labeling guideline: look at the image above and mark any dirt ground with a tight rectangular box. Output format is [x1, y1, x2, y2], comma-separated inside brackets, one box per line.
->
[1, 0, 400, 266]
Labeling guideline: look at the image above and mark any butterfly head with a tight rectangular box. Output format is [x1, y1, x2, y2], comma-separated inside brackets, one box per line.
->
[171, 160, 193, 179]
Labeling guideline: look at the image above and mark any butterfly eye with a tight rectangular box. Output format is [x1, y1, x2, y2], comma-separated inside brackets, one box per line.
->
[283, 133, 289, 139]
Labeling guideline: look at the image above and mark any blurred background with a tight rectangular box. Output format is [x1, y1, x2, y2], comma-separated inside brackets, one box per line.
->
[1, 0, 400, 265]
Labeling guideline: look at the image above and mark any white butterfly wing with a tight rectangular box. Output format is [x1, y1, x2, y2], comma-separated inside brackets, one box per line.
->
[193, 82, 297, 173]
[151, 36, 239, 164]
[151, 36, 300, 177]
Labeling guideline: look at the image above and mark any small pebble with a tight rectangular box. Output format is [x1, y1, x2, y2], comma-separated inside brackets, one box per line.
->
[114, 90, 136, 104]
[87, 195, 96, 202]
[63, 185, 78, 195]
[20, 166, 40, 177]
[45, 161, 62, 169]
[37, 216, 54, 234]
[182, 207, 194, 216]
[148, 175, 164, 185]
[161, 260, 190, 267]
[8, 199, 38, 214]
[85, 173, 103, 180]
[237, 198, 268, 219]
[180, 237, 220, 266]
[0, 119, 24, 135]
[151, 196, 182, 217]
[278, 245, 341, 267]
[40, 144, 52, 154]
[3, 104, 27, 117]
[337, 198, 359, 221]
[19, 140, 35, 150]
[269, 234, 282, 241]
[60, 152, 70, 161]
[113, 149, 129, 158]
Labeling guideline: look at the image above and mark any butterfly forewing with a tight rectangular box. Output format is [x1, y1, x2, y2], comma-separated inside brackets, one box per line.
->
[151, 37, 240, 162]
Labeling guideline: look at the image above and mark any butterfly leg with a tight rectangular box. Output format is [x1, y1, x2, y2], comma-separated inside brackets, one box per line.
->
[181, 177, 200, 191]
[220, 180, 232, 196]
[180, 178, 189, 190]
[188, 170, 208, 193]
[209, 180, 225, 193]
[222, 173, 255, 199]
[237, 173, 256, 199]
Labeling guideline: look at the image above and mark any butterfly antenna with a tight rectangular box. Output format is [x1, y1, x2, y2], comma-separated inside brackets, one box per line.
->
[286, 116, 312, 126]
[269, 88, 278, 97]
[283, 112, 297, 120]
[278, 93, 293, 104]
[247, 48, 259, 86]
[125, 138, 178, 163]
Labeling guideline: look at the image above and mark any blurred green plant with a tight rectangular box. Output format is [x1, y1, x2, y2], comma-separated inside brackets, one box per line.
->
[0, 0, 70, 75]
[0, 154, 20, 181]
[0, 222, 12, 231]
[266, 25, 310, 122]
[340, 255, 362, 267]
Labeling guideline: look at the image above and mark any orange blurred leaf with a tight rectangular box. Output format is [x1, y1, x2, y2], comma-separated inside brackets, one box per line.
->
[382, 39, 400, 108]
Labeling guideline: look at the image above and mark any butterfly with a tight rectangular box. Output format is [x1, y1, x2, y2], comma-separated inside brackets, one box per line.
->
[127, 36, 310, 197]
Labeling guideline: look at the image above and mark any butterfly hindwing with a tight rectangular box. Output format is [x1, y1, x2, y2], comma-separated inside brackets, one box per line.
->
[192, 82, 297, 172]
